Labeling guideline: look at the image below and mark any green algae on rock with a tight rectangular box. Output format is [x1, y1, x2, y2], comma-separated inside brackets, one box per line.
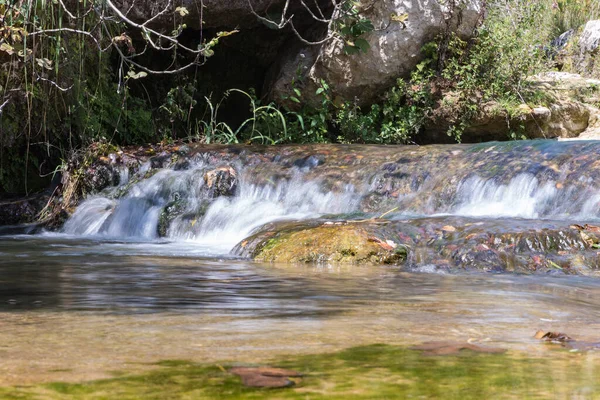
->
[237, 221, 409, 265]
[235, 216, 600, 274]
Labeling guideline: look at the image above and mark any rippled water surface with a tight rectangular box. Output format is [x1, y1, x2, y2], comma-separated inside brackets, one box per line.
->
[2, 234, 600, 394]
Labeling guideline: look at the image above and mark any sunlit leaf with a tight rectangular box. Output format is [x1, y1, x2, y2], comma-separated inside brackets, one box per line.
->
[0, 42, 14, 55]
[127, 71, 148, 80]
[36, 57, 53, 70]
[175, 6, 189, 17]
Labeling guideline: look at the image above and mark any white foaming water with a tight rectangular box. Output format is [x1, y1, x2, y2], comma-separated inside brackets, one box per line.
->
[170, 176, 359, 252]
[453, 174, 558, 218]
[63, 197, 116, 236]
[63, 165, 359, 252]
[62, 149, 600, 252]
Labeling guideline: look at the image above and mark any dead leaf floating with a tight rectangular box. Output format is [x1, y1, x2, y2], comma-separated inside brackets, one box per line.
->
[534, 330, 573, 343]
[229, 366, 302, 388]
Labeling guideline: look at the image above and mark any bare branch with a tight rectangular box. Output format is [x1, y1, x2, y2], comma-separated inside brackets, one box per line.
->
[103, 0, 204, 54]
[0, 98, 10, 115]
[36, 74, 74, 92]
[247, 0, 344, 45]
[142, 0, 173, 27]
[29, 28, 107, 52]
[58, 0, 77, 19]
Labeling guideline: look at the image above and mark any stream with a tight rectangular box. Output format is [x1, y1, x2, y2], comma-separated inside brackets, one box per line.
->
[2, 140, 600, 397]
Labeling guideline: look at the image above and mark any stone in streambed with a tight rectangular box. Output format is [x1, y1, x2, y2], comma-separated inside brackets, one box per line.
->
[229, 366, 302, 388]
[237, 222, 408, 265]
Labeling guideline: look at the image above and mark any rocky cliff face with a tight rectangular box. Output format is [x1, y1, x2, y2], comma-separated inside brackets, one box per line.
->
[267, 0, 483, 106]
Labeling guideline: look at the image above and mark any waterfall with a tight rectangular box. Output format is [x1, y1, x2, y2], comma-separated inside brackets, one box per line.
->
[62, 140, 600, 251]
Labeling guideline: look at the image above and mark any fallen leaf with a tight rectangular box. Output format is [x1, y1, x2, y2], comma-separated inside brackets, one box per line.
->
[441, 225, 456, 232]
[368, 236, 396, 251]
[534, 331, 573, 342]
[584, 224, 600, 233]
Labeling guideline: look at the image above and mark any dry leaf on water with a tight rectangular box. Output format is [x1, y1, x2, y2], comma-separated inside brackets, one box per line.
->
[534, 330, 573, 342]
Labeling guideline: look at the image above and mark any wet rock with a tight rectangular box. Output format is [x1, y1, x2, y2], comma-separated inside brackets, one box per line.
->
[236, 221, 410, 265]
[234, 215, 600, 273]
[0, 194, 49, 225]
[157, 198, 187, 237]
[204, 166, 238, 197]
[81, 163, 120, 195]
[292, 155, 325, 170]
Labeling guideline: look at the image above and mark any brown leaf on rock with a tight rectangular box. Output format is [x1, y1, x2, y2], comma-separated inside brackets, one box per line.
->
[584, 224, 600, 233]
[441, 225, 457, 232]
[368, 236, 397, 251]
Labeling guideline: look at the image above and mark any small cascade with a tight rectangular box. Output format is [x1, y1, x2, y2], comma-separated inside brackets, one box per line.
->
[453, 174, 558, 219]
[64, 161, 360, 250]
[61, 140, 600, 253]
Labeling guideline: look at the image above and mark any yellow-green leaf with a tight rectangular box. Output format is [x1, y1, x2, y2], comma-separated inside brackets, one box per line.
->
[36, 57, 53, 70]
[391, 13, 409, 23]
[127, 71, 148, 80]
[175, 6, 189, 17]
[0, 43, 14, 55]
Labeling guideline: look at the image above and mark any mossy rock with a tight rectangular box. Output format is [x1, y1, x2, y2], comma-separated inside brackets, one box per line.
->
[238, 222, 407, 265]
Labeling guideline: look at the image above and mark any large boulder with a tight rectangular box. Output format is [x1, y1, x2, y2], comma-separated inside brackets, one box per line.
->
[236, 221, 409, 265]
[423, 72, 600, 142]
[554, 20, 600, 77]
[267, 0, 483, 106]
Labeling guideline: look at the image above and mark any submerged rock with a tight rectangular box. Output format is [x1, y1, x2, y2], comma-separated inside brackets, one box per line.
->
[229, 366, 301, 388]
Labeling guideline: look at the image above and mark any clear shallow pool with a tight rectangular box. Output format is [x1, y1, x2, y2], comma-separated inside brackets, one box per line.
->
[1, 234, 600, 397]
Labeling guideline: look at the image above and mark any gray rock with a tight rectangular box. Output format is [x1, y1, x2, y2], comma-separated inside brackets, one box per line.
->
[579, 20, 600, 54]
[551, 29, 575, 51]
[268, 0, 483, 106]
[204, 166, 238, 197]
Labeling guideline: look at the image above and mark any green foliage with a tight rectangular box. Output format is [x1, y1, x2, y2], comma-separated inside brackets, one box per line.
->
[336, 1, 375, 55]
[551, 0, 600, 37]
[336, 77, 433, 144]
[334, 0, 567, 144]
[282, 80, 333, 143]
[196, 89, 289, 145]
